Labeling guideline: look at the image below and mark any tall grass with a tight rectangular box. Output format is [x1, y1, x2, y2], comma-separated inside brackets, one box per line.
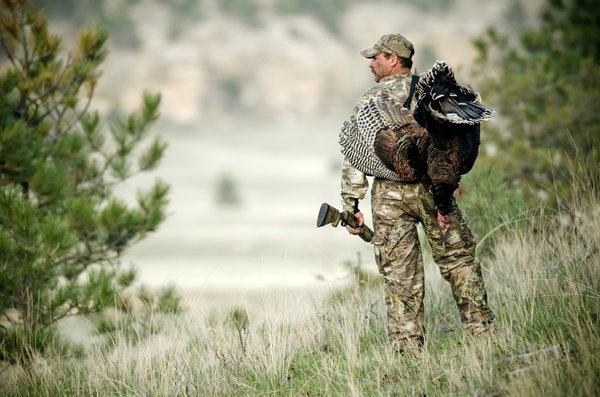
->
[1, 163, 599, 396]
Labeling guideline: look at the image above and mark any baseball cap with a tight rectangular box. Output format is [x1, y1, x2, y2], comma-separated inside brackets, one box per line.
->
[361, 34, 414, 59]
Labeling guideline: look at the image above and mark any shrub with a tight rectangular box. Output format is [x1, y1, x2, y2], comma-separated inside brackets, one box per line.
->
[458, 165, 527, 255]
[214, 173, 241, 207]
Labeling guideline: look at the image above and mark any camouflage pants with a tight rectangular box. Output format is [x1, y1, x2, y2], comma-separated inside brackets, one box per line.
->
[371, 178, 493, 346]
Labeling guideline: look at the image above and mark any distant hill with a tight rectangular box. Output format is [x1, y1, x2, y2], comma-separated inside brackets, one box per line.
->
[38, 0, 539, 123]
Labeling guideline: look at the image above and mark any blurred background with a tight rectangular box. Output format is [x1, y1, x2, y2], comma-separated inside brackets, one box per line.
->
[29, 0, 552, 316]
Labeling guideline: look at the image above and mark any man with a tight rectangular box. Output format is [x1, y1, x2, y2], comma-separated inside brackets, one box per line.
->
[340, 34, 493, 352]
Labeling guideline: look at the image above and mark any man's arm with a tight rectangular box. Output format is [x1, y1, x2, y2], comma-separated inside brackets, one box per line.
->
[341, 159, 369, 234]
[341, 159, 369, 214]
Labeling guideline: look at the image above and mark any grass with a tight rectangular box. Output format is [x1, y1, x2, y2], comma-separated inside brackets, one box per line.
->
[1, 169, 599, 396]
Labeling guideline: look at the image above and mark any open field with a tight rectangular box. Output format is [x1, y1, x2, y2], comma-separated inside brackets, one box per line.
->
[2, 165, 599, 395]
[120, 117, 376, 299]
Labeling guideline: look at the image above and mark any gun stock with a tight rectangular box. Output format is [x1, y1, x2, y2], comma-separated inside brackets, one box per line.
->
[316, 203, 373, 243]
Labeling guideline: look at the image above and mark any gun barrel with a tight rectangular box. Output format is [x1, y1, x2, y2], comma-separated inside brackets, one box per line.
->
[353, 220, 374, 243]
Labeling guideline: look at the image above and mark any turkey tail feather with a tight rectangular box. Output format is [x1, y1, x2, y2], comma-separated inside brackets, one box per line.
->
[438, 98, 492, 122]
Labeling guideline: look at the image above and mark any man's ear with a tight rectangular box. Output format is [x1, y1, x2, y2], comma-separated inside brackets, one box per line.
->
[391, 54, 400, 67]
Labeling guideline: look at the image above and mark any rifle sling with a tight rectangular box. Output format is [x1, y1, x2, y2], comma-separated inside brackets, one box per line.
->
[403, 74, 420, 109]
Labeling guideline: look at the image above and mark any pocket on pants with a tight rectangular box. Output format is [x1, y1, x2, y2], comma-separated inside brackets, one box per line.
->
[380, 187, 404, 201]
[371, 222, 388, 247]
[445, 228, 463, 246]
[443, 211, 476, 250]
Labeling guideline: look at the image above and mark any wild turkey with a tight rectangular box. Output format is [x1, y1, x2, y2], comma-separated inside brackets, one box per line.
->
[413, 60, 492, 177]
[415, 61, 492, 128]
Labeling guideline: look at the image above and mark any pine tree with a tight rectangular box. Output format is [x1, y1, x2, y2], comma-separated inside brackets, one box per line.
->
[0, 0, 171, 367]
[472, 0, 600, 202]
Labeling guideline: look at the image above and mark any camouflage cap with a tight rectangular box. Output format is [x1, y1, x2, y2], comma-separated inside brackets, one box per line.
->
[361, 34, 414, 59]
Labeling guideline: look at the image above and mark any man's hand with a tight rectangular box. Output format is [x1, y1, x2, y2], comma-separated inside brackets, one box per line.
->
[437, 212, 451, 235]
[346, 211, 364, 235]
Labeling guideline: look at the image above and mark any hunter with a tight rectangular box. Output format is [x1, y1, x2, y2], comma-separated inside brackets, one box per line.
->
[340, 34, 494, 353]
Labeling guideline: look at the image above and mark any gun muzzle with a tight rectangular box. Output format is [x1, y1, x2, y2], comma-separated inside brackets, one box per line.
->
[316, 203, 373, 243]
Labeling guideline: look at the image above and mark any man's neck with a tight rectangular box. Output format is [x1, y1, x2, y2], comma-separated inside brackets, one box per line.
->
[380, 67, 411, 82]
[389, 65, 411, 76]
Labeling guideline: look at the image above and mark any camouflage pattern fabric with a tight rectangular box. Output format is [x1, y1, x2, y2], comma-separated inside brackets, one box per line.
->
[360, 34, 414, 59]
[351, 72, 415, 114]
[340, 159, 369, 213]
[370, 179, 494, 347]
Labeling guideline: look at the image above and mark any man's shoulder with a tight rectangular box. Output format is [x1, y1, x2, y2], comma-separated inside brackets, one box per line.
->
[358, 74, 413, 104]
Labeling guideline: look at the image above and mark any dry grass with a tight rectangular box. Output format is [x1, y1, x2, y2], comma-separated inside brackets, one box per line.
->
[2, 174, 599, 396]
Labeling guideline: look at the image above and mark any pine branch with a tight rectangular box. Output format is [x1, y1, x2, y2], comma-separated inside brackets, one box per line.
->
[62, 83, 96, 135]
[28, 55, 74, 124]
[17, 3, 30, 70]
[0, 36, 24, 70]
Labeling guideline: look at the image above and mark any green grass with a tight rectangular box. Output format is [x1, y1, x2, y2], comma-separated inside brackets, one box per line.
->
[2, 171, 599, 396]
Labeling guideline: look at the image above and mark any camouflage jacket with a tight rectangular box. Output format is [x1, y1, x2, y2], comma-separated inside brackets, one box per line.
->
[340, 71, 462, 215]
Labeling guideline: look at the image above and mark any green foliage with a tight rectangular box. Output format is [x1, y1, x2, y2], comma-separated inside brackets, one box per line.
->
[214, 173, 241, 207]
[157, 0, 204, 39]
[218, 0, 262, 28]
[416, 43, 438, 72]
[137, 285, 183, 314]
[94, 312, 167, 351]
[472, 0, 600, 203]
[0, 323, 79, 365]
[275, 0, 352, 33]
[458, 165, 527, 255]
[327, 253, 382, 305]
[226, 306, 250, 355]
[156, 286, 182, 314]
[35, 0, 140, 48]
[94, 285, 182, 350]
[36, 0, 206, 45]
[226, 307, 249, 331]
[389, 0, 456, 10]
[503, 0, 527, 30]
[273, 0, 457, 34]
[0, 1, 173, 367]
[217, 76, 242, 108]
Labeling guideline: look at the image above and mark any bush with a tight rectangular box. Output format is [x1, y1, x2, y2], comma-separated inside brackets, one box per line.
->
[458, 165, 527, 255]
[214, 173, 241, 207]
[274, 0, 352, 33]
[36, 0, 140, 48]
[219, 0, 262, 28]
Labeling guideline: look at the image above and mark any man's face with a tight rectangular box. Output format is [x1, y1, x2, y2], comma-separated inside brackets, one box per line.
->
[369, 52, 395, 82]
